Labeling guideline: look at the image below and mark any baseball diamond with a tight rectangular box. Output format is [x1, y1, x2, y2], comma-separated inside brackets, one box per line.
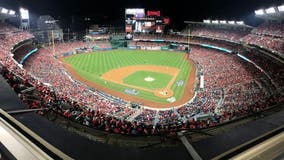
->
[62, 49, 196, 109]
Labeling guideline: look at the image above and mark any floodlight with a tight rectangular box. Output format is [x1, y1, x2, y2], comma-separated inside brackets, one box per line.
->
[236, 21, 244, 25]
[265, 7, 276, 14]
[228, 21, 235, 24]
[255, 9, 264, 15]
[9, 10, 15, 15]
[20, 8, 29, 19]
[212, 20, 219, 24]
[278, 5, 284, 12]
[203, 20, 210, 23]
[1, 8, 8, 14]
[220, 20, 227, 24]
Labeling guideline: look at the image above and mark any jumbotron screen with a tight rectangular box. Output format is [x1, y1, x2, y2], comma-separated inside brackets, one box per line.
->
[125, 8, 146, 33]
[125, 8, 165, 33]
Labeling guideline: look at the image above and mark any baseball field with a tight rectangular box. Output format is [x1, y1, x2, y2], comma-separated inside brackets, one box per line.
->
[62, 49, 196, 108]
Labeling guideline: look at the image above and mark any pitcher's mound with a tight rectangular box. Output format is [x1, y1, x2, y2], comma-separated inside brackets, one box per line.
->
[144, 76, 155, 82]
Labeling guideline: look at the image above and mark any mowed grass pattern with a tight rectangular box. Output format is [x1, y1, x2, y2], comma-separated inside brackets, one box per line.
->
[123, 71, 172, 90]
[63, 50, 191, 103]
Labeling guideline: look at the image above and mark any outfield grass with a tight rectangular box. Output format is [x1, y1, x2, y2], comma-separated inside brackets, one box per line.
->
[63, 49, 191, 103]
[123, 71, 172, 90]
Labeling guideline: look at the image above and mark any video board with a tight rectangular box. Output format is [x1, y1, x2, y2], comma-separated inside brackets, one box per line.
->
[125, 8, 167, 33]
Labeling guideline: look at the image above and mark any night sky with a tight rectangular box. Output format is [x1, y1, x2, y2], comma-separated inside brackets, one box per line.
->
[1, 0, 284, 29]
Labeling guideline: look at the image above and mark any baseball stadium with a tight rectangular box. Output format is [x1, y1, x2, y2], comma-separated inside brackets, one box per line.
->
[0, 0, 284, 160]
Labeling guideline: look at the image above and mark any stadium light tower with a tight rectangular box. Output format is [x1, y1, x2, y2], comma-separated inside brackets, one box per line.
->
[228, 21, 235, 24]
[1, 8, 8, 14]
[203, 20, 211, 23]
[265, 7, 276, 14]
[255, 9, 265, 15]
[212, 20, 219, 24]
[278, 5, 284, 12]
[8, 10, 15, 15]
[236, 21, 244, 25]
[19, 7, 30, 30]
[20, 8, 29, 19]
[220, 20, 227, 24]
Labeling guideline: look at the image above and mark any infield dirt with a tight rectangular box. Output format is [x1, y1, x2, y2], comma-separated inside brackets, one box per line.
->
[101, 65, 179, 98]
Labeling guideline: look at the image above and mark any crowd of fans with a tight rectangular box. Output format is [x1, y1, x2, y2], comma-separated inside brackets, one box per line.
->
[251, 22, 284, 37]
[128, 41, 169, 50]
[190, 37, 243, 52]
[241, 34, 284, 56]
[239, 48, 284, 88]
[241, 21, 284, 56]
[176, 46, 283, 125]
[0, 22, 283, 135]
[0, 23, 21, 33]
[24, 46, 127, 116]
[187, 27, 249, 42]
[180, 22, 284, 57]
[129, 41, 168, 47]
[132, 22, 284, 57]
[133, 34, 188, 43]
[132, 32, 245, 53]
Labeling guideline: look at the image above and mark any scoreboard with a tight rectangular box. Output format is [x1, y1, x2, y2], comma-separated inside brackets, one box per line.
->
[125, 8, 145, 33]
[125, 8, 169, 34]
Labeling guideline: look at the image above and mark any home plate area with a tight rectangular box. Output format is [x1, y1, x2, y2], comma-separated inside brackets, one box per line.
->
[154, 88, 174, 98]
